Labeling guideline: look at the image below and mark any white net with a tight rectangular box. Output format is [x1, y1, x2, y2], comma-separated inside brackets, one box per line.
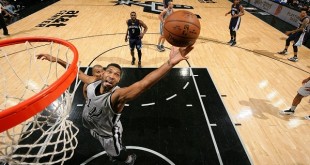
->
[0, 38, 79, 164]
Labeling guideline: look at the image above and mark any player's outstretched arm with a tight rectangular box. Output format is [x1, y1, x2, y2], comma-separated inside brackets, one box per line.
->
[111, 46, 194, 113]
[36, 54, 97, 84]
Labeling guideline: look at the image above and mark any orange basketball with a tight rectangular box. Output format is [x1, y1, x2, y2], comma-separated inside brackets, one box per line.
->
[163, 10, 201, 47]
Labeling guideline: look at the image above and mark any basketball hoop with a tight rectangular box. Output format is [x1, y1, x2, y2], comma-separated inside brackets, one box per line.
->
[0, 37, 79, 164]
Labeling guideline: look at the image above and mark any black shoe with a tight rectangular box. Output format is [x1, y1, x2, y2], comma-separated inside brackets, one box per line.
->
[138, 61, 141, 68]
[157, 45, 163, 52]
[227, 39, 233, 44]
[230, 41, 236, 46]
[288, 56, 298, 62]
[279, 109, 294, 115]
[278, 50, 288, 55]
[3, 33, 9, 36]
[160, 45, 165, 51]
[131, 57, 135, 65]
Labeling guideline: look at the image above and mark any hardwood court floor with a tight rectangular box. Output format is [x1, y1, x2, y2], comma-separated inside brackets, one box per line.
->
[2, 0, 310, 164]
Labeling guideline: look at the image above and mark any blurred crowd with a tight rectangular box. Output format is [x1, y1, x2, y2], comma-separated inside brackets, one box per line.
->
[273, 0, 310, 12]
[1, 0, 52, 24]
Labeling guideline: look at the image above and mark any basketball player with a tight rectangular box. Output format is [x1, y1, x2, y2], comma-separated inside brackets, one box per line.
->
[279, 76, 310, 120]
[36, 45, 194, 164]
[82, 65, 104, 100]
[157, 1, 173, 52]
[125, 11, 148, 68]
[225, 0, 244, 46]
[163, 0, 173, 8]
[277, 10, 309, 62]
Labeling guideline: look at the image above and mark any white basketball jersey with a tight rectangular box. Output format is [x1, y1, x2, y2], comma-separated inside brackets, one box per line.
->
[82, 80, 122, 137]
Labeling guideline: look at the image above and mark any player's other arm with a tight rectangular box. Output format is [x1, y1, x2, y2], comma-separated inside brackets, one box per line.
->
[111, 46, 194, 113]
[125, 20, 129, 42]
[290, 18, 309, 34]
[159, 10, 167, 22]
[238, 5, 245, 17]
[225, 9, 231, 16]
[36, 54, 96, 84]
[139, 20, 148, 39]
[231, 6, 244, 18]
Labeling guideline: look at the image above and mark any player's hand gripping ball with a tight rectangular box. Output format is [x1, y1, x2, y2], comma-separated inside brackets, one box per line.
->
[163, 10, 201, 47]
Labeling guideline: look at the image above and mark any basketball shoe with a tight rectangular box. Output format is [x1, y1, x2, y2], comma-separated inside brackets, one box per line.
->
[305, 116, 310, 120]
[278, 50, 288, 55]
[160, 45, 165, 51]
[227, 39, 233, 44]
[288, 56, 298, 62]
[230, 41, 236, 46]
[131, 57, 136, 65]
[279, 109, 294, 115]
[157, 45, 163, 52]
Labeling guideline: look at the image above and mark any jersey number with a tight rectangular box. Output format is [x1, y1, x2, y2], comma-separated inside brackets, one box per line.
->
[87, 99, 102, 117]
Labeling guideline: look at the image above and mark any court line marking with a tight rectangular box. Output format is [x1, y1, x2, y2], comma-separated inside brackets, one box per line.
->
[80, 146, 175, 165]
[141, 102, 155, 106]
[166, 94, 177, 100]
[183, 82, 189, 89]
[189, 67, 223, 165]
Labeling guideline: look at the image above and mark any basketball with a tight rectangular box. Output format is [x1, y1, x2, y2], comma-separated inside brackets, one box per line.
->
[163, 10, 201, 47]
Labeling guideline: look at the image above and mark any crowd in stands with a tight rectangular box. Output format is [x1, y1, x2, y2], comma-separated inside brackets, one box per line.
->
[273, 0, 310, 12]
[0, 0, 55, 25]
[0, 0, 21, 24]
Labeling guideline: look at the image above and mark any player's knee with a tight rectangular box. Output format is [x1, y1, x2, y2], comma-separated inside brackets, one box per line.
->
[285, 39, 290, 46]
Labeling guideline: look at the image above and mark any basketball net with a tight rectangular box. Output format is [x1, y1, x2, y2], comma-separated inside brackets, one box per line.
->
[0, 37, 79, 164]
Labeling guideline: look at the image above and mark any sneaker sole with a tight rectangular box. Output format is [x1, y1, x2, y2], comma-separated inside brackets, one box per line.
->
[288, 58, 298, 62]
[279, 111, 294, 115]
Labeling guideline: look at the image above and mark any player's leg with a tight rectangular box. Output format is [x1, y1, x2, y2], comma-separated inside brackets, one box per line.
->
[136, 39, 142, 68]
[278, 33, 295, 55]
[90, 128, 136, 164]
[0, 13, 9, 35]
[230, 30, 237, 46]
[288, 45, 298, 62]
[129, 39, 136, 65]
[157, 23, 165, 52]
[228, 19, 234, 44]
[288, 32, 304, 62]
[280, 80, 310, 115]
[230, 18, 240, 46]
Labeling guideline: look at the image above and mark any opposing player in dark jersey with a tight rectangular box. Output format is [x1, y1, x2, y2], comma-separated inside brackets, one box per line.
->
[36, 45, 194, 165]
[125, 11, 148, 68]
[225, 0, 244, 46]
[278, 10, 309, 62]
